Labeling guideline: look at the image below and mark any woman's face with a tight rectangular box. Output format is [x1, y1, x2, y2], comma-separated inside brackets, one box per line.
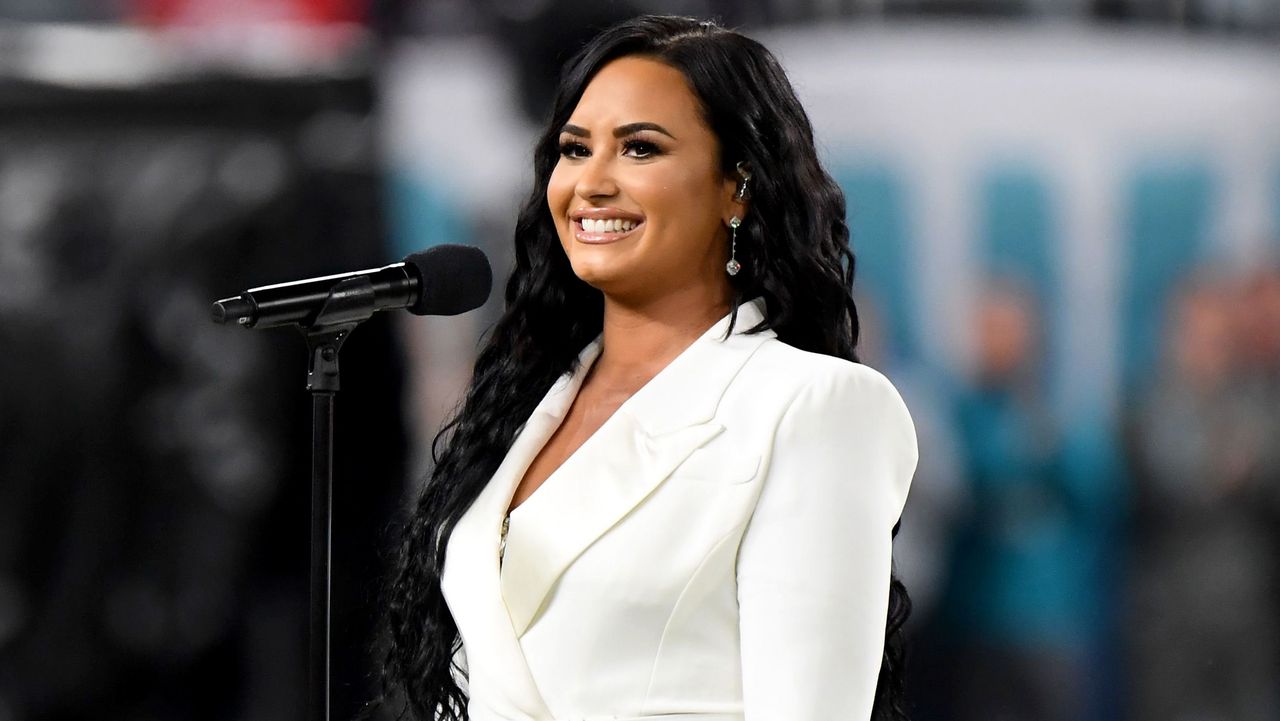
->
[547, 55, 742, 305]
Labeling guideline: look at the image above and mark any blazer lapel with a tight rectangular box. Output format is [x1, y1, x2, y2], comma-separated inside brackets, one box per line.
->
[500, 297, 776, 638]
[499, 415, 725, 637]
[440, 344, 601, 719]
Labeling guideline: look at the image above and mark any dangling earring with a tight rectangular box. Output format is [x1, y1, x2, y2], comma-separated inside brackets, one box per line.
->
[726, 216, 742, 276]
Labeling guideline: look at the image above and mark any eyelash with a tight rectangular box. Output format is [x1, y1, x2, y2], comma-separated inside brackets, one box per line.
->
[558, 139, 661, 160]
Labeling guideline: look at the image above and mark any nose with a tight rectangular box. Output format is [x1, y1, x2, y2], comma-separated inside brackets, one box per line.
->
[574, 151, 619, 200]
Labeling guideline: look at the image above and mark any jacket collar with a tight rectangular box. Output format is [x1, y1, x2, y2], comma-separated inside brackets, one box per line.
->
[533, 295, 775, 435]
[498, 297, 774, 634]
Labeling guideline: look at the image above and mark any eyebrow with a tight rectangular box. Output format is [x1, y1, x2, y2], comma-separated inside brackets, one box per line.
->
[560, 122, 677, 140]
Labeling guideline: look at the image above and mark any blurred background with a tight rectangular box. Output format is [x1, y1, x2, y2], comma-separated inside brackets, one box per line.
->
[1, 1, 1278, 721]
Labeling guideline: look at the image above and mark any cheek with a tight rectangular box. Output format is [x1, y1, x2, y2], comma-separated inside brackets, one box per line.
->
[546, 164, 573, 219]
[632, 169, 692, 217]
[637, 167, 721, 234]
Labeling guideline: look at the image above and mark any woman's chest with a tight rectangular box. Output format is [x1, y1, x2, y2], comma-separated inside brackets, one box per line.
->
[511, 380, 640, 511]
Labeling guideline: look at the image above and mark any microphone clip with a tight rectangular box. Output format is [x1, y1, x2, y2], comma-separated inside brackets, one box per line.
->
[303, 274, 380, 393]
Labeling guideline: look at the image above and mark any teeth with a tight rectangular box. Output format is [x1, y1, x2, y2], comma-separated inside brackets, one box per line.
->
[581, 217, 637, 233]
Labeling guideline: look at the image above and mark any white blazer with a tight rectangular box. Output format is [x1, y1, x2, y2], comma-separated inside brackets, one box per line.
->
[440, 297, 918, 721]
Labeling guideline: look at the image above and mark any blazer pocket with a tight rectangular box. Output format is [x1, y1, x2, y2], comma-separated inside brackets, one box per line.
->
[673, 448, 762, 485]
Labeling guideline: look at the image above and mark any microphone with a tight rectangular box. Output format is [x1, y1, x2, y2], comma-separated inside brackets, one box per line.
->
[211, 244, 492, 329]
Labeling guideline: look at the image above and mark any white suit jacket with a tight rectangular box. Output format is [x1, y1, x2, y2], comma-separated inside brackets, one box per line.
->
[440, 297, 918, 721]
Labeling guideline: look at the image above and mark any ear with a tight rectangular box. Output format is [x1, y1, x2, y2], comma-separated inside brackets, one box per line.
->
[722, 160, 752, 225]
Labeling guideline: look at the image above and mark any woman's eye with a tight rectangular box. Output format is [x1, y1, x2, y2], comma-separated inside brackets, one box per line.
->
[558, 141, 589, 159]
[622, 139, 660, 159]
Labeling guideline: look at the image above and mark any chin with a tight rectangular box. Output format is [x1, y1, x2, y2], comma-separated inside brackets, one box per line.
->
[568, 260, 627, 292]
[565, 244, 633, 288]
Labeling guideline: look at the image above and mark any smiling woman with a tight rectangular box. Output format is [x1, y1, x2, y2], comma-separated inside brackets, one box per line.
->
[546, 56, 738, 307]
[379, 15, 918, 721]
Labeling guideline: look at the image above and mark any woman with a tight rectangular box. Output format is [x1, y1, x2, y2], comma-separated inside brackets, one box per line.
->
[381, 15, 918, 721]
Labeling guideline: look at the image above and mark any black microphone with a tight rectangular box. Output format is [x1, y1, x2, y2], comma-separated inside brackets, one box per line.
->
[211, 244, 492, 329]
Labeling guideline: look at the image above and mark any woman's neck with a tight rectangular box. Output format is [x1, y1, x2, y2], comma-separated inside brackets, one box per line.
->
[592, 288, 730, 392]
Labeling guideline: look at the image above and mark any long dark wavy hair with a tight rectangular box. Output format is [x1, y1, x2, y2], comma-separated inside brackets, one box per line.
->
[379, 14, 911, 721]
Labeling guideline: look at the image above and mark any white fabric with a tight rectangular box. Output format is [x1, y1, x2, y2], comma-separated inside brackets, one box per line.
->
[440, 297, 918, 721]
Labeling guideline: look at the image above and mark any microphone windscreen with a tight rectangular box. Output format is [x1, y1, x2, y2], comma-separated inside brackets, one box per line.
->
[404, 244, 492, 316]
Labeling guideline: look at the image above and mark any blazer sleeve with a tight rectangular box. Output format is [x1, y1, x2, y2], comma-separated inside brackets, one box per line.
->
[736, 364, 918, 720]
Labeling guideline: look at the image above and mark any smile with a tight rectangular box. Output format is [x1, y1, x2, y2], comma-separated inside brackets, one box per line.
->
[582, 217, 638, 233]
[572, 216, 645, 244]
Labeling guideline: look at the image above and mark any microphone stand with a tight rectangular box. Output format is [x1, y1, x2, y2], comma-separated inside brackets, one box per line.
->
[213, 243, 491, 721]
[298, 275, 380, 721]
[213, 243, 490, 721]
